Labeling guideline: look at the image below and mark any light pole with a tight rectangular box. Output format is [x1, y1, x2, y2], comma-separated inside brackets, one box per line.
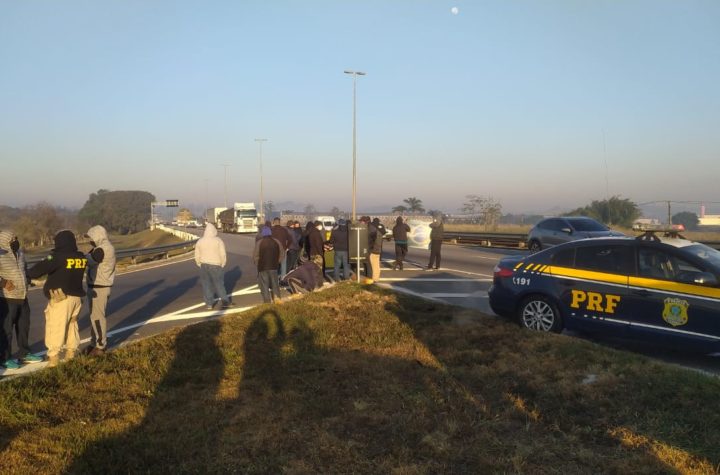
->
[344, 70, 365, 221]
[255, 138, 267, 222]
[221, 164, 230, 209]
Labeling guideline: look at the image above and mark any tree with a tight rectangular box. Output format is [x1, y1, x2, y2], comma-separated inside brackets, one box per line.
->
[564, 195, 640, 228]
[462, 195, 503, 230]
[330, 207, 343, 219]
[402, 197, 425, 214]
[391, 205, 408, 214]
[78, 190, 156, 234]
[304, 204, 317, 221]
[672, 211, 699, 231]
[264, 201, 275, 217]
[176, 208, 193, 224]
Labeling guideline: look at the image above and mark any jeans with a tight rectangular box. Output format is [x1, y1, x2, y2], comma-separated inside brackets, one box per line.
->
[199, 264, 230, 307]
[0, 298, 31, 361]
[88, 286, 111, 349]
[334, 250, 349, 281]
[286, 249, 299, 271]
[394, 243, 408, 269]
[258, 269, 281, 303]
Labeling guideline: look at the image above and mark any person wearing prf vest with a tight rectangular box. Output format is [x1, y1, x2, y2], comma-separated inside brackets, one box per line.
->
[27, 230, 87, 368]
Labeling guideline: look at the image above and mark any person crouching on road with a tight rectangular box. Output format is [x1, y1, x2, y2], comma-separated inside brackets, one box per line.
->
[195, 223, 233, 310]
[282, 255, 324, 294]
[84, 225, 116, 357]
[0, 231, 43, 369]
[27, 230, 87, 368]
[253, 226, 285, 304]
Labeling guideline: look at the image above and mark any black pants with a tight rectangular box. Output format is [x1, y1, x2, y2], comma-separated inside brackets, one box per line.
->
[394, 243, 408, 269]
[428, 240, 442, 269]
[0, 298, 31, 362]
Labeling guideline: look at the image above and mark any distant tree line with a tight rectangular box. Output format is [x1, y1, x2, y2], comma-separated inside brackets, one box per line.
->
[0, 203, 78, 248]
[78, 189, 155, 234]
[563, 196, 640, 228]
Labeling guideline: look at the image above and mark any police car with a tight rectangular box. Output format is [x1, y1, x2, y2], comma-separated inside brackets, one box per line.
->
[488, 225, 720, 353]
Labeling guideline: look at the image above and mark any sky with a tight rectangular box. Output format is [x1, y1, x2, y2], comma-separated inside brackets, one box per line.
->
[1, 0, 719, 217]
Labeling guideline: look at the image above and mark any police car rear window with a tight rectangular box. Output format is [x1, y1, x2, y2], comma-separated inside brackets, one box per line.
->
[575, 244, 631, 274]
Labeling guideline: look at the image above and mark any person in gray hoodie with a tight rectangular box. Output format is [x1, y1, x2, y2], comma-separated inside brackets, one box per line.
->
[84, 225, 116, 356]
[195, 223, 233, 310]
[0, 230, 42, 369]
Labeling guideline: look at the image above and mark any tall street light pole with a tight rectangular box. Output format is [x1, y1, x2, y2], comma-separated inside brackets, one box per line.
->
[344, 70, 365, 221]
[255, 138, 267, 222]
[221, 164, 230, 209]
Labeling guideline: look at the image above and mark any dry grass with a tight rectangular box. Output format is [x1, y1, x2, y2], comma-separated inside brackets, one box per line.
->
[1, 284, 719, 474]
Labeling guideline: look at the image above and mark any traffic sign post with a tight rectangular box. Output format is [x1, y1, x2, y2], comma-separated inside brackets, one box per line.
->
[150, 200, 180, 230]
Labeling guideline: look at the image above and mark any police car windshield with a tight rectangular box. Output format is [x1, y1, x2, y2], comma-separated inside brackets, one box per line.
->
[684, 244, 720, 268]
[568, 219, 608, 232]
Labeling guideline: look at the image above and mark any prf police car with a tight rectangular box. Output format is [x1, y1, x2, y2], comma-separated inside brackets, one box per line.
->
[488, 226, 720, 353]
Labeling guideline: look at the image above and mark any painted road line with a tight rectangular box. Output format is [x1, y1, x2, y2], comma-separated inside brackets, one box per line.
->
[164, 284, 261, 316]
[375, 283, 445, 303]
[425, 292, 489, 299]
[379, 277, 492, 282]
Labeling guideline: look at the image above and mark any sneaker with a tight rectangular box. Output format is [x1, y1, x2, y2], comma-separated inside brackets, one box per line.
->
[2, 359, 21, 370]
[88, 347, 105, 357]
[22, 353, 43, 364]
[221, 302, 235, 309]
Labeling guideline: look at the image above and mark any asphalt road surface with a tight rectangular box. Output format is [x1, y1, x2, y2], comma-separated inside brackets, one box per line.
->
[4, 234, 719, 378]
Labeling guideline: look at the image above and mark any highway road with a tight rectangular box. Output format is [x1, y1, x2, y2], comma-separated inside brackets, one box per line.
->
[4, 233, 719, 377]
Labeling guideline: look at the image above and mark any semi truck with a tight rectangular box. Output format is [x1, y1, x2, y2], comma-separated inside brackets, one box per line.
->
[218, 202, 259, 234]
[205, 207, 226, 227]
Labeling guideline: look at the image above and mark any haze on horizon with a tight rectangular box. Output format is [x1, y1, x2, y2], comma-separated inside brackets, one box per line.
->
[1, 1, 718, 216]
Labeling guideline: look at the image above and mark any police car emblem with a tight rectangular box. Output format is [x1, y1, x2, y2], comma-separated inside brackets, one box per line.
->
[662, 298, 689, 327]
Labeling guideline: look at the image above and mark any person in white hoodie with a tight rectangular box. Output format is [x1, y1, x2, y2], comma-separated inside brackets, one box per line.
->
[84, 225, 116, 357]
[195, 223, 233, 310]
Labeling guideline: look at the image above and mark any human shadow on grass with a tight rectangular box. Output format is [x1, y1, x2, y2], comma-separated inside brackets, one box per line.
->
[66, 306, 494, 473]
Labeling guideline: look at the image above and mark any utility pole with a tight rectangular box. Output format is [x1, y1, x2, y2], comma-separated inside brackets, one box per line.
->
[221, 164, 230, 209]
[254, 138, 268, 221]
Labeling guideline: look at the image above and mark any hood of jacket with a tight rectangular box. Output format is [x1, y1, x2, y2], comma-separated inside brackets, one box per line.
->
[53, 230, 78, 253]
[0, 229, 27, 299]
[203, 223, 218, 238]
[86, 225, 110, 246]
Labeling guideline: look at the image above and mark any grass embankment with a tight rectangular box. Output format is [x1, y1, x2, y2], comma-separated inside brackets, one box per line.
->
[1, 285, 719, 474]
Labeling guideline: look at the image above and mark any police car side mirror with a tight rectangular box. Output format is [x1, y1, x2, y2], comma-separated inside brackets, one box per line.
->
[561, 227, 573, 234]
[677, 271, 718, 287]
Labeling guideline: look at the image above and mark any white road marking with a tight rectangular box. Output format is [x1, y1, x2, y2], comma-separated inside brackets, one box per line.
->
[424, 292, 489, 299]
[379, 277, 492, 282]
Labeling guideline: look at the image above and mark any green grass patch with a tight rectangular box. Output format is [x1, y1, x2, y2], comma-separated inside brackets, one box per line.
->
[1, 285, 718, 474]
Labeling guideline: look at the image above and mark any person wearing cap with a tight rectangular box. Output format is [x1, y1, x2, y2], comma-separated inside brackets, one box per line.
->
[0, 231, 43, 370]
[392, 216, 411, 271]
[83, 225, 116, 356]
[253, 226, 285, 303]
[329, 219, 350, 281]
[27, 230, 87, 368]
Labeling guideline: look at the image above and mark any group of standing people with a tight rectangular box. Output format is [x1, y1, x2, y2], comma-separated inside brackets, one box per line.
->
[0, 226, 115, 369]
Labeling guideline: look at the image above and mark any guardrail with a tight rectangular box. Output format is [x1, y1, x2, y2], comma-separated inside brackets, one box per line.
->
[444, 232, 528, 249]
[25, 239, 198, 266]
[443, 232, 720, 251]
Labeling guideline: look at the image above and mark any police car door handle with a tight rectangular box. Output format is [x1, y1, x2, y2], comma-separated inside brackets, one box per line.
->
[633, 289, 651, 297]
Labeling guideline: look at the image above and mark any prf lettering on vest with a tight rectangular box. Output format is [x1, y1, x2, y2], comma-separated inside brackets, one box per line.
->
[570, 289, 621, 314]
[66, 258, 88, 269]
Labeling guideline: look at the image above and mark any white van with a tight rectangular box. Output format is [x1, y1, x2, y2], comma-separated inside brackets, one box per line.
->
[315, 216, 337, 231]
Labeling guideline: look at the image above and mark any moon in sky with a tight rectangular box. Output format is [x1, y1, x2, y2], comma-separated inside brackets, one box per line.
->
[451, 6, 459, 15]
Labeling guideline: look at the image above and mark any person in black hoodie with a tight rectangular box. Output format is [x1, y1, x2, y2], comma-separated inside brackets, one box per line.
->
[27, 230, 87, 367]
[392, 216, 411, 270]
[329, 219, 350, 280]
[427, 216, 445, 270]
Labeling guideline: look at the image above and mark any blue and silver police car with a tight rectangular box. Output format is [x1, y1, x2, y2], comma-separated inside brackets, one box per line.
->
[488, 226, 720, 352]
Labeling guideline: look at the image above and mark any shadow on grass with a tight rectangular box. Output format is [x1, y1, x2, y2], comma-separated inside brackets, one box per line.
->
[382, 288, 720, 473]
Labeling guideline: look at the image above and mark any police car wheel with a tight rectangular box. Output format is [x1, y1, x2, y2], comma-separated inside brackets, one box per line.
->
[528, 240, 542, 253]
[518, 295, 563, 333]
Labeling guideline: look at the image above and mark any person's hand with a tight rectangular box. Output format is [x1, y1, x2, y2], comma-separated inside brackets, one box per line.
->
[49, 288, 67, 303]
